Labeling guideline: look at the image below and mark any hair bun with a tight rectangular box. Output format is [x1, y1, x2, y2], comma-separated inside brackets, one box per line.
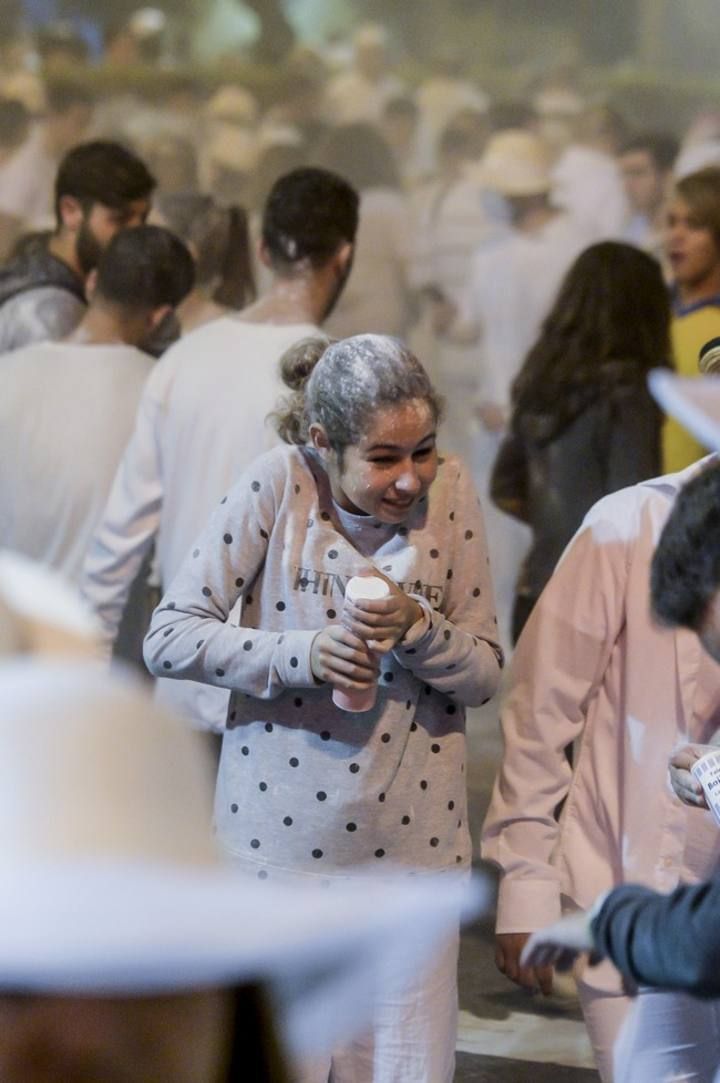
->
[279, 337, 332, 391]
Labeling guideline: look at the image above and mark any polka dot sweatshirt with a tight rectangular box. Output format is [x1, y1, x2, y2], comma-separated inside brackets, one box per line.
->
[144, 445, 502, 878]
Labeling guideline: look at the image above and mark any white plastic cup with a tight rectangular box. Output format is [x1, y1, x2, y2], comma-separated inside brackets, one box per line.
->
[332, 575, 390, 713]
[691, 750, 720, 826]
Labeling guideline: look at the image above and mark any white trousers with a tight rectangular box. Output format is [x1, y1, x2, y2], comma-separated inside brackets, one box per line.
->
[578, 981, 720, 1083]
[296, 930, 459, 1083]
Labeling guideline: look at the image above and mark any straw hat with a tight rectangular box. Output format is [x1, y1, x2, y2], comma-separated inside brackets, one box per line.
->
[0, 659, 482, 1057]
[476, 129, 553, 196]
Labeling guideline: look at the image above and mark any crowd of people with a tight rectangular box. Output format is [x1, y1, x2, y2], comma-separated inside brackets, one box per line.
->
[4, 12, 720, 1082]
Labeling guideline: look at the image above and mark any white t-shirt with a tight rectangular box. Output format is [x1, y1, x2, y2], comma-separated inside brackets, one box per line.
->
[551, 144, 629, 241]
[0, 340, 153, 580]
[460, 212, 593, 406]
[82, 316, 318, 729]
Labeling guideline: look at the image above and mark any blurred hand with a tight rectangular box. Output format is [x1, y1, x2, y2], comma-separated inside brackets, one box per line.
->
[495, 932, 554, 997]
[310, 625, 379, 689]
[670, 743, 711, 808]
[342, 574, 422, 653]
[521, 912, 603, 974]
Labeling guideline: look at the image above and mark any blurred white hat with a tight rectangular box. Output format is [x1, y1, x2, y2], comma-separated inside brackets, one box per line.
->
[128, 6, 166, 38]
[205, 84, 259, 126]
[475, 129, 553, 196]
[0, 550, 99, 657]
[0, 659, 484, 1056]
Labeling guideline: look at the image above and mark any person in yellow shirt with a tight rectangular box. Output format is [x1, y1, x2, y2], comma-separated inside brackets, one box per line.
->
[664, 167, 720, 471]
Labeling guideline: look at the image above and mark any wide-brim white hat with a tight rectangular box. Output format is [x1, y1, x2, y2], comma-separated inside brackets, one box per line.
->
[648, 369, 720, 452]
[0, 660, 485, 1058]
[0, 549, 100, 657]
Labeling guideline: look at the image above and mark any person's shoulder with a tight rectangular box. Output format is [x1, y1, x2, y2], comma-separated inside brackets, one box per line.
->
[581, 469, 683, 536]
[230, 444, 306, 497]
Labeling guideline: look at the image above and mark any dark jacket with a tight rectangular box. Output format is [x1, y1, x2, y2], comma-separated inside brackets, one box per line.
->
[0, 233, 179, 358]
[491, 371, 661, 635]
[593, 879, 720, 998]
[0, 233, 85, 307]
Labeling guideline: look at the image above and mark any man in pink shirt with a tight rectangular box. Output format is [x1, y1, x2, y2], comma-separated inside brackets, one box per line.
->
[482, 455, 720, 1081]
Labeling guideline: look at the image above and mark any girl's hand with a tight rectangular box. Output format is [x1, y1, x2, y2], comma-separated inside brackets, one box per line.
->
[343, 574, 422, 653]
[310, 625, 379, 689]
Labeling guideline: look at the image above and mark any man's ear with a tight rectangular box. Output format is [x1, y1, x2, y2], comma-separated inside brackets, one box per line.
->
[148, 303, 172, 331]
[333, 241, 354, 277]
[57, 194, 84, 233]
[258, 239, 273, 269]
[84, 268, 98, 300]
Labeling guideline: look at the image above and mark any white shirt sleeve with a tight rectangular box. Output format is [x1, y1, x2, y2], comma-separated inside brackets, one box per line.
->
[80, 362, 168, 651]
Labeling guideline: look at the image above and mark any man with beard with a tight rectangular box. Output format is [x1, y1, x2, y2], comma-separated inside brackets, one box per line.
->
[81, 167, 358, 733]
[0, 140, 155, 353]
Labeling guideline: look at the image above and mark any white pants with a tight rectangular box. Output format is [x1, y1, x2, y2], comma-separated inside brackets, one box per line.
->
[578, 980, 720, 1083]
[296, 930, 459, 1083]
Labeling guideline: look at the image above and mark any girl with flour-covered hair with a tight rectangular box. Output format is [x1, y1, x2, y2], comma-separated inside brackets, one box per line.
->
[144, 333, 502, 1083]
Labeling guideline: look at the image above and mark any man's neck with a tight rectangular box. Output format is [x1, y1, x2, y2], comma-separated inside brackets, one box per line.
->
[65, 306, 134, 347]
[236, 274, 326, 327]
[678, 267, 720, 309]
[47, 231, 81, 279]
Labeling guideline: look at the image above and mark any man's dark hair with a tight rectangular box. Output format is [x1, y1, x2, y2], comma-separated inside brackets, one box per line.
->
[261, 167, 358, 273]
[620, 132, 679, 173]
[54, 140, 156, 225]
[94, 225, 194, 311]
[651, 462, 720, 631]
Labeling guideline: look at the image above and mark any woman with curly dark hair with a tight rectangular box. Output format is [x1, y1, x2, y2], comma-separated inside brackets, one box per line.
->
[491, 241, 672, 641]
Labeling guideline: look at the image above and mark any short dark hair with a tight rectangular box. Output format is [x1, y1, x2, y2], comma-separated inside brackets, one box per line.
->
[620, 132, 679, 173]
[54, 140, 156, 226]
[261, 167, 359, 273]
[651, 462, 720, 631]
[94, 225, 195, 311]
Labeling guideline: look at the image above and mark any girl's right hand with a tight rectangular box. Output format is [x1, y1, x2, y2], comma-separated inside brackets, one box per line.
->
[310, 625, 379, 689]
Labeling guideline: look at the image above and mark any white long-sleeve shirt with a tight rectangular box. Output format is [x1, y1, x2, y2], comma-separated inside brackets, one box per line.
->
[144, 444, 502, 876]
[81, 316, 318, 729]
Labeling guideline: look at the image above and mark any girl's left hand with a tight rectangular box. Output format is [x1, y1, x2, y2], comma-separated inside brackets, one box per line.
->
[343, 573, 422, 653]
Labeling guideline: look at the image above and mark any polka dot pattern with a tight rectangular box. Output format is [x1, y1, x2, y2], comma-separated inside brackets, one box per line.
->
[206, 456, 482, 875]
